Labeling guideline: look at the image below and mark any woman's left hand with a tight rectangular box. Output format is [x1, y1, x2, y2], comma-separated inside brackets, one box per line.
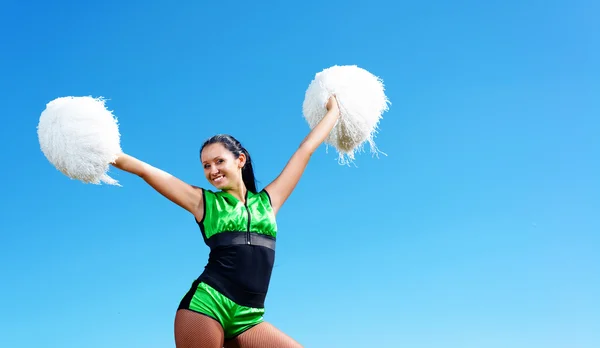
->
[326, 95, 340, 114]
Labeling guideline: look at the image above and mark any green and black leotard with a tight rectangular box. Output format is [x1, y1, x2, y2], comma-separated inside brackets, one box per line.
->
[178, 188, 277, 338]
[195, 188, 277, 308]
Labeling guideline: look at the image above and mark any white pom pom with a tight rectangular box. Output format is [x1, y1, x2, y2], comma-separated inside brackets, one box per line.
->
[302, 65, 390, 165]
[37, 96, 122, 186]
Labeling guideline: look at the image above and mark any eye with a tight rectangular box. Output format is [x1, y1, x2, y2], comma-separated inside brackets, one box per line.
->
[217, 159, 224, 164]
[203, 164, 210, 169]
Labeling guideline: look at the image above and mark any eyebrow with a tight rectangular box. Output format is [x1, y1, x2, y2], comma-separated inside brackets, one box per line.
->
[202, 156, 223, 164]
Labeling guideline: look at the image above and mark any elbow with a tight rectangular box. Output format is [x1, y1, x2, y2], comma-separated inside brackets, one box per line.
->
[136, 162, 152, 179]
[298, 141, 317, 158]
[299, 133, 324, 154]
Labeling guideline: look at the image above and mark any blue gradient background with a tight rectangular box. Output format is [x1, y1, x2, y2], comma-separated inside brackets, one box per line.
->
[1, 1, 598, 347]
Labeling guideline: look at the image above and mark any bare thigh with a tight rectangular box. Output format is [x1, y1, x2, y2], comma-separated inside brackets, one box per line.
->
[224, 322, 303, 348]
[174, 309, 225, 348]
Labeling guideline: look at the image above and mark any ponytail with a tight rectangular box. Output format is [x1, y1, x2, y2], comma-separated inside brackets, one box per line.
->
[241, 148, 257, 193]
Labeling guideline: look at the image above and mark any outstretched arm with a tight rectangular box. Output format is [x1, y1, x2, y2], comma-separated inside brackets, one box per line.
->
[112, 153, 204, 219]
[265, 95, 340, 215]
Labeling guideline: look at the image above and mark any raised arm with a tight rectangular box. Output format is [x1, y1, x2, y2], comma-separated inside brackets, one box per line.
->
[265, 95, 340, 215]
[112, 153, 204, 219]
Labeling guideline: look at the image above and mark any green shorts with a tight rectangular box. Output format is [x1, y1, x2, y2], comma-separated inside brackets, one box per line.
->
[178, 280, 265, 339]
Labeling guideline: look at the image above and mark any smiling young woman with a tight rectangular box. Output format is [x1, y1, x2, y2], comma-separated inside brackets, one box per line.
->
[111, 95, 340, 348]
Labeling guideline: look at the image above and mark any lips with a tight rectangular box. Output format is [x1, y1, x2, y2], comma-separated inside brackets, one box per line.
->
[212, 175, 225, 183]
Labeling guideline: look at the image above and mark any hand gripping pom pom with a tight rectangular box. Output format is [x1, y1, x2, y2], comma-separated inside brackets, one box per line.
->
[302, 65, 390, 165]
[37, 96, 122, 185]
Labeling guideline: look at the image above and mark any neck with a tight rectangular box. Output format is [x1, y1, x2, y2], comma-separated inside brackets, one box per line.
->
[224, 183, 247, 203]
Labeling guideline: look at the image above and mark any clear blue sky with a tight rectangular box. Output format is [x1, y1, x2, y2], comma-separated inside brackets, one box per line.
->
[1, 0, 598, 347]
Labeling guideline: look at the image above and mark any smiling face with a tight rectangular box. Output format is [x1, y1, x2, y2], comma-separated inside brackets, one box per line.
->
[201, 142, 246, 191]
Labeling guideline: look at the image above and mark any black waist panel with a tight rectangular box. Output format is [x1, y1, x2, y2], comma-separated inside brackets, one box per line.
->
[198, 232, 276, 308]
[206, 231, 276, 250]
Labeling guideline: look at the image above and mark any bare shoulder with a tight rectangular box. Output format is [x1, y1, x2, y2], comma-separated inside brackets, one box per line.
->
[190, 185, 206, 222]
[261, 186, 281, 216]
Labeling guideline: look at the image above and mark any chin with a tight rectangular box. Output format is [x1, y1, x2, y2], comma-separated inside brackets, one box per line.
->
[211, 179, 228, 190]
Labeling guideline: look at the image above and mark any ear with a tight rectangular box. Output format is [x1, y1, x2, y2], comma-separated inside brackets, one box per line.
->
[237, 152, 247, 168]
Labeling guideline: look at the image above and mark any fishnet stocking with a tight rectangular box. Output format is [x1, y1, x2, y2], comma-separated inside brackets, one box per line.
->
[224, 322, 303, 348]
[175, 309, 225, 348]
